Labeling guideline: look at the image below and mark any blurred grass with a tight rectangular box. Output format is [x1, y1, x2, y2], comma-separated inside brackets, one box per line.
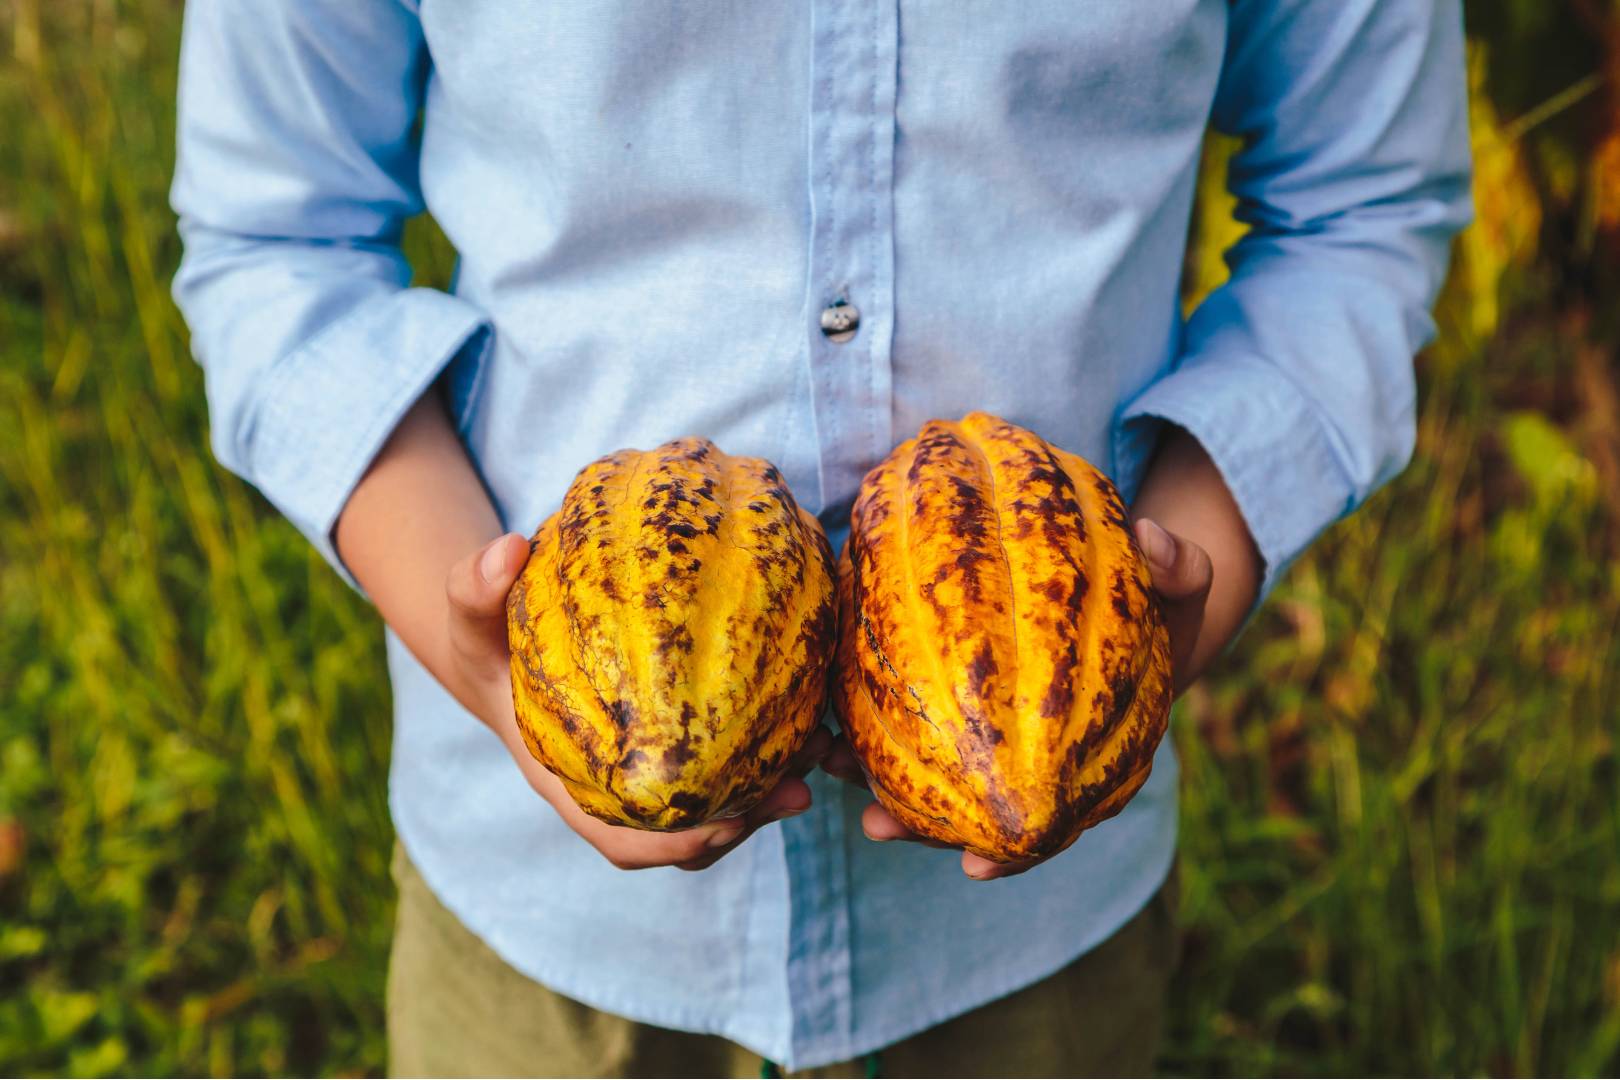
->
[1, 1, 1618, 1076]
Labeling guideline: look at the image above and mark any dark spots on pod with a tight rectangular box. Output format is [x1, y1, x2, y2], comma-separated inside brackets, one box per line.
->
[747, 501, 769, 513]
[703, 512, 722, 535]
[918, 578, 948, 622]
[1072, 722, 1153, 815]
[667, 539, 688, 555]
[1039, 646, 1079, 720]
[966, 639, 997, 692]
[664, 522, 700, 540]
[946, 474, 991, 543]
[752, 544, 798, 586]
[663, 724, 699, 773]
[663, 440, 713, 466]
[607, 699, 636, 731]
[855, 483, 892, 528]
[1023, 464, 1065, 490]
[667, 790, 708, 817]
[655, 621, 694, 657]
[981, 783, 1025, 839]
[597, 575, 622, 603]
[1104, 663, 1140, 733]
[1069, 568, 1090, 612]
[951, 547, 995, 599]
[618, 748, 647, 772]
[1110, 569, 1132, 620]
[804, 594, 838, 653]
[1094, 476, 1132, 531]
[982, 720, 1007, 746]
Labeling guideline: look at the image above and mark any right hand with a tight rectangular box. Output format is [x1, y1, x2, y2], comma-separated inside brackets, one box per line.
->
[445, 533, 830, 872]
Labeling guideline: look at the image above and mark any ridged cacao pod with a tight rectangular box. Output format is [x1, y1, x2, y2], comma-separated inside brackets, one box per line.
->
[507, 438, 837, 830]
[834, 412, 1172, 862]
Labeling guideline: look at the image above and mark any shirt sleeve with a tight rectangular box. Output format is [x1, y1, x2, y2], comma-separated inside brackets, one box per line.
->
[170, 0, 492, 585]
[1115, 0, 1473, 600]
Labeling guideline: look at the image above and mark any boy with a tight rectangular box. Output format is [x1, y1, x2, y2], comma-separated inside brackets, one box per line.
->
[171, 2, 1470, 1075]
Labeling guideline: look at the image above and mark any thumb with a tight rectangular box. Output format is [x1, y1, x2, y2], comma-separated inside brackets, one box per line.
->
[1133, 518, 1212, 603]
[1133, 517, 1211, 696]
[447, 532, 531, 661]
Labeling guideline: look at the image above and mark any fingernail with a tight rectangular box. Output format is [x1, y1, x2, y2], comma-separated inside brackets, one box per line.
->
[706, 822, 746, 849]
[771, 804, 809, 824]
[1137, 519, 1175, 568]
[480, 536, 510, 583]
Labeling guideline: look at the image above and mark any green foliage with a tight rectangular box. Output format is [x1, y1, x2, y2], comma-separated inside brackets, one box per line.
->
[2, 1, 1618, 1076]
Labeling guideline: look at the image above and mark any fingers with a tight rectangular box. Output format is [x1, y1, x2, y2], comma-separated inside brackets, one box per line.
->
[672, 801, 793, 873]
[786, 725, 835, 780]
[447, 532, 531, 683]
[820, 734, 870, 788]
[677, 738, 828, 871]
[621, 734, 831, 873]
[583, 812, 751, 873]
[448, 532, 530, 620]
[1133, 518, 1212, 694]
[536, 724, 840, 875]
[960, 850, 1039, 881]
[862, 802, 1041, 878]
[743, 776, 813, 829]
[1134, 518, 1213, 603]
[860, 802, 951, 848]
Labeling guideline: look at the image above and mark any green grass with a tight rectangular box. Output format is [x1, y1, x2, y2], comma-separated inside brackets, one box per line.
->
[2, 2, 1618, 1076]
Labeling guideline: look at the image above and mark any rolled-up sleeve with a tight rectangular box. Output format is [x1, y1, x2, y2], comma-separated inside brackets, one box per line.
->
[1117, 0, 1472, 599]
[170, 0, 491, 583]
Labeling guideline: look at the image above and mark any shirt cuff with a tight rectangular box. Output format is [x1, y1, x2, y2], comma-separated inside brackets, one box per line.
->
[1114, 351, 1356, 603]
[246, 286, 492, 589]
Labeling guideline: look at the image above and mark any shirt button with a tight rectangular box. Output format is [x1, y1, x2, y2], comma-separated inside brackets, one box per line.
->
[820, 299, 860, 344]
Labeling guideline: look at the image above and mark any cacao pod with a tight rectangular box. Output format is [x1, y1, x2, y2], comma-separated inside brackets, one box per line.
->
[834, 412, 1172, 862]
[507, 438, 837, 830]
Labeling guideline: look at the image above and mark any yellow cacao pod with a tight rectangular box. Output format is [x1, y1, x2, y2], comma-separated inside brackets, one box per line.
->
[507, 438, 837, 830]
[834, 412, 1172, 862]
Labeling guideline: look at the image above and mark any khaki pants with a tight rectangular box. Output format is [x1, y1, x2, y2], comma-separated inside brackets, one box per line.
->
[388, 844, 1178, 1078]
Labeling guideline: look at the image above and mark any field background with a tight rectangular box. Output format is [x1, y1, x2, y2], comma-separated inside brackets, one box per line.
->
[2, 1, 1618, 1075]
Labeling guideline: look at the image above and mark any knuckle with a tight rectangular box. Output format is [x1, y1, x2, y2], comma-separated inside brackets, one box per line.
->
[445, 568, 475, 611]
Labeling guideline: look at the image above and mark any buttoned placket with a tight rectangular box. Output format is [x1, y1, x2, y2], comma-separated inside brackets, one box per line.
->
[784, 0, 899, 1066]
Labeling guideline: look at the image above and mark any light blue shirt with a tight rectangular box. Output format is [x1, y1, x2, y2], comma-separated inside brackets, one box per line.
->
[171, 1, 1470, 1068]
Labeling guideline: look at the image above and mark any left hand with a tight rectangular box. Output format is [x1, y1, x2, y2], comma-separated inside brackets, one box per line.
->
[824, 427, 1260, 880]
